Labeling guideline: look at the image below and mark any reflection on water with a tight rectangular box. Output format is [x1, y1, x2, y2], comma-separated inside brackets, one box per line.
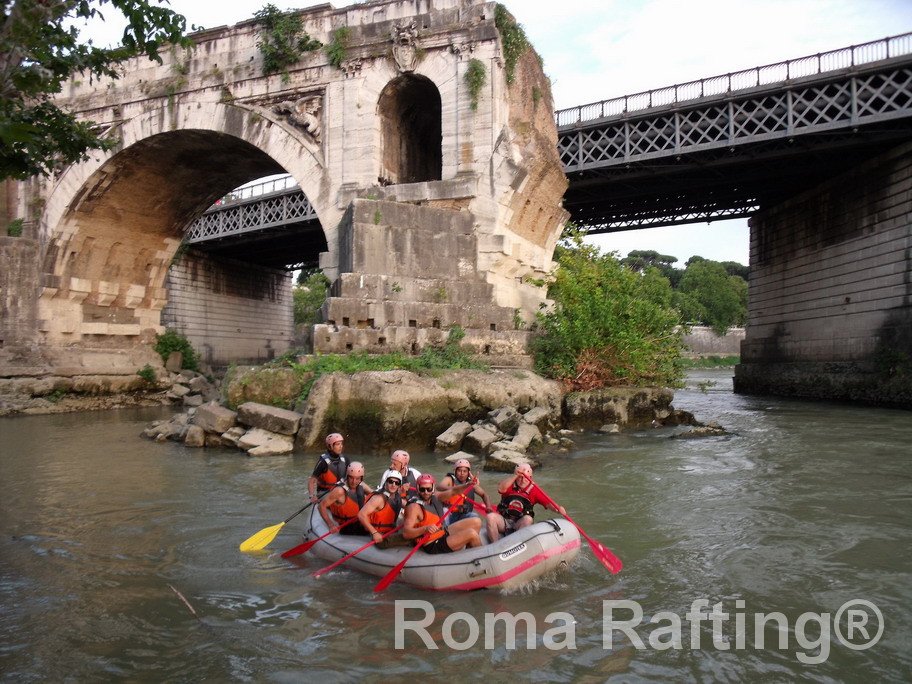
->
[1, 371, 910, 681]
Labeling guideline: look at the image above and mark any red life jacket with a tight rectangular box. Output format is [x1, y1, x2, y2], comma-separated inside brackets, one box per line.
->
[497, 481, 536, 520]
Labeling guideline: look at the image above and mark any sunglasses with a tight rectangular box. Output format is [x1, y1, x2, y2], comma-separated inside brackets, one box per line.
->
[418, 486, 434, 493]
[386, 480, 401, 486]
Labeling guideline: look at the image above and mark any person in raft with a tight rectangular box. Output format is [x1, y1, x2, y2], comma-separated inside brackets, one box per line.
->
[307, 433, 349, 503]
[402, 474, 482, 554]
[485, 463, 566, 542]
[437, 458, 493, 525]
[358, 471, 405, 545]
[318, 461, 373, 535]
[377, 449, 421, 500]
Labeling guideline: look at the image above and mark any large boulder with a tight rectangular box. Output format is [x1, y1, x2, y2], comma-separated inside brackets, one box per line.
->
[562, 387, 674, 429]
[237, 402, 301, 435]
[224, 366, 310, 410]
[435, 421, 473, 451]
[192, 402, 237, 434]
[485, 450, 540, 472]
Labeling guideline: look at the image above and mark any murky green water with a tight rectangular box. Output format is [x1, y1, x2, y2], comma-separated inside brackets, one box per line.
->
[1, 370, 910, 681]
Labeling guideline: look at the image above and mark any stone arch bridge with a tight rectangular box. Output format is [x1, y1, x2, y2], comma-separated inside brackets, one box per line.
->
[1, 0, 567, 387]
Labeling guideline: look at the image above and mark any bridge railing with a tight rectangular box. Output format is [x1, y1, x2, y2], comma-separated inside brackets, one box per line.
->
[556, 31, 912, 126]
[215, 175, 299, 207]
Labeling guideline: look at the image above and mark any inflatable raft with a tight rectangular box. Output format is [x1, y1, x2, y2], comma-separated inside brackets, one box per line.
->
[301, 505, 581, 591]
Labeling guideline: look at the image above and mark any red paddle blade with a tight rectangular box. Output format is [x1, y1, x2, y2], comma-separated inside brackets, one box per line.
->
[586, 537, 623, 574]
[373, 545, 420, 593]
[281, 537, 320, 559]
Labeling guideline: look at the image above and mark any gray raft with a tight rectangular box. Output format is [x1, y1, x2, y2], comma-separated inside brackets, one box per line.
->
[302, 505, 581, 591]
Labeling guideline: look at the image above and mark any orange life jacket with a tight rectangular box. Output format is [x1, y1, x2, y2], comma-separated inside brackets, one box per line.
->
[329, 484, 366, 524]
[414, 497, 447, 543]
[368, 492, 402, 532]
[316, 454, 348, 492]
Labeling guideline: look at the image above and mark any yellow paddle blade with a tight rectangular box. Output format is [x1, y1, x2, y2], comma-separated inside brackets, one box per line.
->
[239, 522, 285, 552]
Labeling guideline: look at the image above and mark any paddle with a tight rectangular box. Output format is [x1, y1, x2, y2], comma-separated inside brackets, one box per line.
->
[281, 516, 361, 558]
[311, 524, 404, 578]
[373, 483, 477, 593]
[529, 480, 623, 575]
[239, 492, 325, 552]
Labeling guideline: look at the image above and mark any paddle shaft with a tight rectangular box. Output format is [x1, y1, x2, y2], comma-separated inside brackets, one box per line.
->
[281, 515, 360, 558]
[312, 524, 404, 577]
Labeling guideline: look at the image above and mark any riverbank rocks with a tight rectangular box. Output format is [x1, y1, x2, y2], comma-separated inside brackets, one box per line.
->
[142, 366, 718, 457]
[486, 450, 540, 472]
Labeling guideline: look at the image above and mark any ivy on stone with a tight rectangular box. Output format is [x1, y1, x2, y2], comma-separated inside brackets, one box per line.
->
[494, 4, 530, 85]
[465, 58, 486, 111]
[253, 4, 322, 77]
[325, 26, 351, 69]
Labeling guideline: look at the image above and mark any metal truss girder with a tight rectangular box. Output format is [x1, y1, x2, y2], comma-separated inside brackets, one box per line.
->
[558, 62, 912, 173]
[184, 189, 317, 244]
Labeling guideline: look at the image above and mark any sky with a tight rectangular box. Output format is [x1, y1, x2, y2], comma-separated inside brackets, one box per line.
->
[80, 0, 912, 266]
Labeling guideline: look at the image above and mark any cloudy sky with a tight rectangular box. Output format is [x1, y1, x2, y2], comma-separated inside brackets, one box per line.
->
[82, 0, 912, 265]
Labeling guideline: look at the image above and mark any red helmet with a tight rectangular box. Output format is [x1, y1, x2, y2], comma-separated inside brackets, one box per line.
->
[325, 433, 344, 447]
[346, 461, 364, 478]
[416, 473, 435, 488]
[515, 463, 533, 478]
[454, 458, 471, 470]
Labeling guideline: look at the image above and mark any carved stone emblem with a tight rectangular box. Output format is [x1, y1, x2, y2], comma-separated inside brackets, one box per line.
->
[272, 95, 322, 142]
[340, 59, 363, 78]
[391, 20, 419, 72]
[450, 41, 477, 60]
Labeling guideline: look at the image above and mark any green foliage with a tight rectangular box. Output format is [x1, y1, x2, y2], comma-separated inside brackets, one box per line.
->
[289, 326, 487, 402]
[532, 226, 684, 389]
[325, 26, 351, 69]
[46, 388, 67, 403]
[494, 4, 530, 85]
[293, 271, 330, 325]
[678, 260, 747, 334]
[153, 329, 199, 371]
[1, 0, 190, 180]
[373, 209, 382, 224]
[137, 364, 156, 383]
[465, 58, 486, 111]
[531, 85, 542, 107]
[7, 218, 24, 237]
[254, 3, 322, 76]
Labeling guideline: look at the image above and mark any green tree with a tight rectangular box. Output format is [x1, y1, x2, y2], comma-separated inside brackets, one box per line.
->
[678, 260, 746, 334]
[623, 249, 682, 288]
[293, 271, 330, 325]
[532, 227, 683, 390]
[1, 0, 190, 180]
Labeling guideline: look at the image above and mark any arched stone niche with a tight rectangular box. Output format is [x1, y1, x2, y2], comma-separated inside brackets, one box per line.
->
[377, 74, 442, 185]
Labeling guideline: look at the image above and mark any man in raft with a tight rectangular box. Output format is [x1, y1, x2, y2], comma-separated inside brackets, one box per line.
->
[486, 463, 566, 542]
[358, 471, 406, 546]
[377, 449, 421, 500]
[437, 458, 493, 525]
[318, 461, 373, 535]
[402, 474, 482, 554]
[308, 432, 348, 503]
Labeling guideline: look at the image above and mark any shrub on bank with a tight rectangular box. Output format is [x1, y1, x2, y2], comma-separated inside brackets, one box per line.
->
[531, 227, 684, 390]
[153, 329, 200, 372]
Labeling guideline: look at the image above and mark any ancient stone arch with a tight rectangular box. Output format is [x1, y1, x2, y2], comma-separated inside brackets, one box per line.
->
[35, 102, 332, 366]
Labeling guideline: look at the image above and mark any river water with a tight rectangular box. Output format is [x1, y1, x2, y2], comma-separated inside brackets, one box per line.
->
[1, 369, 910, 682]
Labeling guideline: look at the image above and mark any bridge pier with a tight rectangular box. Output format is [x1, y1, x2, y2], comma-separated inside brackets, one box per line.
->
[163, 249, 293, 366]
[734, 141, 912, 408]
